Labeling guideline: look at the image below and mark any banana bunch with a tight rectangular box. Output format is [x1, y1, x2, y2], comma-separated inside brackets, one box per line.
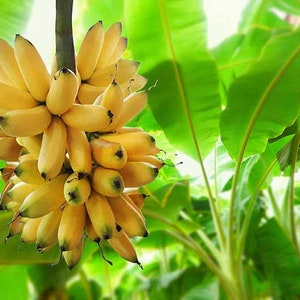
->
[0, 21, 163, 269]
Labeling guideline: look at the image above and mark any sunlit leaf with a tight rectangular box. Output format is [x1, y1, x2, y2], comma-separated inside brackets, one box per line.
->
[220, 30, 300, 160]
[0, 0, 34, 43]
[125, 0, 221, 161]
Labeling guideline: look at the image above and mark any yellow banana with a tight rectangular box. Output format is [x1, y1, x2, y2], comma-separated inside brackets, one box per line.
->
[0, 165, 15, 184]
[62, 236, 84, 269]
[100, 131, 160, 156]
[119, 161, 159, 187]
[127, 154, 165, 169]
[96, 22, 122, 69]
[7, 181, 37, 203]
[0, 137, 22, 161]
[122, 74, 148, 97]
[14, 159, 45, 185]
[105, 37, 127, 67]
[36, 208, 63, 251]
[61, 103, 113, 132]
[77, 83, 105, 105]
[77, 21, 104, 80]
[89, 59, 140, 87]
[6, 213, 24, 241]
[0, 180, 14, 210]
[107, 194, 148, 237]
[0, 105, 52, 137]
[94, 80, 123, 131]
[121, 192, 145, 219]
[0, 38, 27, 90]
[63, 172, 91, 205]
[58, 203, 86, 251]
[18, 173, 68, 218]
[6, 200, 22, 212]
[85, 214, 100, 243]
[20, 217, 42, 243]
[126, 191, 147, 210]
[38, 116, 67, 180]
[85, 191, 117, 240]
[0, 62, 13, 86]
[0, 82, 38, 111]
[91, 166, 124, 197]
[46, 67, 78, 115]
[115, 91, 148, 129]
[90, 138, 127, 170]
[108, 231, 142, 267]
[14, 34, 50, 101]
[16, 135, 42, 159]
[66, 126, 92, 178]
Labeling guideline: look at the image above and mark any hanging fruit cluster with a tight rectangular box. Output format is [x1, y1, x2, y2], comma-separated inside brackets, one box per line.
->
[0, 21, 164, 269]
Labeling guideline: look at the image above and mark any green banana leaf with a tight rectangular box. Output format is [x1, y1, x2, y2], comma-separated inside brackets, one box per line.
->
[220, 30, 300, 160]
[0, 0, 34, 43]
[124, 0, 221, 161]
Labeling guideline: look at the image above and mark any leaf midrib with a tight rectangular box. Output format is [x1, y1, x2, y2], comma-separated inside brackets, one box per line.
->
[158, 0, 202, 164]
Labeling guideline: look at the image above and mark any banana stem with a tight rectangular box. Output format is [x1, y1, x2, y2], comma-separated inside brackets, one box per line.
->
[55, 0, 76, 73]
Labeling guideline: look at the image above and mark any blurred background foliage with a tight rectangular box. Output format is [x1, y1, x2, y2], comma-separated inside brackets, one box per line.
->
[1, 0, 300, 299]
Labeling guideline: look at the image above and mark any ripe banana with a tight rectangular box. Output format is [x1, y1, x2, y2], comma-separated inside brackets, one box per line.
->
[58, 203, 86, 251]
[91, 166, 124, 197]
[7, 181, 37, 203]
[61, 103, 113, 132]
[0, 165, 15, 184]
[107, 195, 148, 237]
[95, 22, 122, 69]
[14, 34, 50, 101]
[90, 138, 127, 170]
[0, 64, 12, 86]
[127, 154, 165, 169]
[36, 208, 63, 251]
[115, 91, 148, 129]
[6, 200, 22, 212]
[0, 105, 52, 137]
[77, 21, 104, 80]
[14, 159, 45, 185]
[18, 173, 68, 218]
[66, 126, 92, 177]
[63, 172, 91, 205]
[122, 74, 147, 97]
[85, 215, 100, 243]
[0, 38, 27, 90]
[94, 80, 123, 130]
[119, 161, 159, 187]
[77, 83, 105, 105]
[89, 59, 140, 87]
[62, 236, 84, 269]
[126, 191, 147, 209]
[16, 135, 42, 159]
[107, 231, 142, 267]
[21, 217, 42, 243]
[38, 116, 67, 180]
[100, 131, 160, 156]
[121, 192, 145, 219]
[6, 213, 24, 240]
[0, 137, 22, 161]
[85, 191, 117, 240]
[0, 82, 38, 111]
[46, 67, 78, 115]
[104, 37, 127, 68]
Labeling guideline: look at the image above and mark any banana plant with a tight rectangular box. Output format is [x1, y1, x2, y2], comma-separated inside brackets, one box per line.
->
[0, 0, 300, 299]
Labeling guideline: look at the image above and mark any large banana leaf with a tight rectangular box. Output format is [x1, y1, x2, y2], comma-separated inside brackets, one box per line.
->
[124, 0, 221, 161]
[220, 30, 300, 160]
[0, 0, 34, 43]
